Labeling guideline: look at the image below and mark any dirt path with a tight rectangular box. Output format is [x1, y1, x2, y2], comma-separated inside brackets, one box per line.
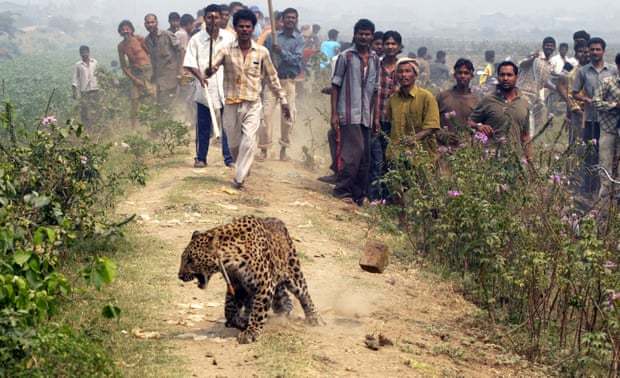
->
[116, 145, 547, 377]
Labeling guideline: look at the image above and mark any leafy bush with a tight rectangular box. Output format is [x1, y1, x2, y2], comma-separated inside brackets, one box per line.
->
[0, 321, 115, 377]
[377, 128, 620, 375]
[138, 102, 189, 156]
[0, 104, 137, 374]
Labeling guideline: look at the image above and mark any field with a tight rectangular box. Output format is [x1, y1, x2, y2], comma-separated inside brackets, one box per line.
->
[1, 38, 620, 377]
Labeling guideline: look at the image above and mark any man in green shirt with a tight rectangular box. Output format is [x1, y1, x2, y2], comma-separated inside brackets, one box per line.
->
[386, 57, 440, 159]
[469, 61, 531, 159]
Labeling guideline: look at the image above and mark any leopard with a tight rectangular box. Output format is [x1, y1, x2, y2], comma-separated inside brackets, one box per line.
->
[178, 215, 320, 344]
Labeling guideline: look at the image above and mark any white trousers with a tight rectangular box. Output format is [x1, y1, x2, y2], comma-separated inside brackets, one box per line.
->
[223, 100, 262, 184]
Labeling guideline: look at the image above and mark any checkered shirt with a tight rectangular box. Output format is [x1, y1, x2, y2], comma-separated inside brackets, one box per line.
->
[593, 74, 620, 133]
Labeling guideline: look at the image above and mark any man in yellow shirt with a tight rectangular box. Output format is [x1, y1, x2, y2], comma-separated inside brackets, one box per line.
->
[479, 50, 495, 87]
[386, 57, 440, 158]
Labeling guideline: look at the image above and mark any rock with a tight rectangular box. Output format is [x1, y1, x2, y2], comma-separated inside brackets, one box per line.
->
[364, 335, 380, 351]
[176, 332, 198, 340]
[132, 328, 161, 339]
[359, 240, 390, 273]
[378, 334, 393, 346]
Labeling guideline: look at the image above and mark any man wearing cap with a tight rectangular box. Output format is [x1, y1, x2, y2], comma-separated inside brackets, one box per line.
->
[386, 57, 440, 158]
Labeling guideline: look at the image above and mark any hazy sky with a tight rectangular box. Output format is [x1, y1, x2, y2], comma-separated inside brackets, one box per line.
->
[19, 0, 617, 18]
[13, 0, 620, 42]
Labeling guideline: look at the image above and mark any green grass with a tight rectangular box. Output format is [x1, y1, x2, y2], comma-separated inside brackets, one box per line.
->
[58, 230, 187, 377]
[254, 331, 313, 377]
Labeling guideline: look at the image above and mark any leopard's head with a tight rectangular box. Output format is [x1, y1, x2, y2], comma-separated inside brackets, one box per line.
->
[178, 230, 220, 290]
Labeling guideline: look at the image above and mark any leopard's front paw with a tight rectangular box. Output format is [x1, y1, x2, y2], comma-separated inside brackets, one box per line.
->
[306, 313, 323, 326]
[237, 329, 258, 344]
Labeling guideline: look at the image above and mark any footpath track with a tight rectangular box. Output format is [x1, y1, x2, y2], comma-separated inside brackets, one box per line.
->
[115, 145, 546, 377]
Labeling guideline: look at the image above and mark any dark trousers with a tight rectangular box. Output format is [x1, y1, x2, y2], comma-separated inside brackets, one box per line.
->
[334, 124, 371, 200]
[368, 121, 391, 200]
[328, 128, 338, 174]
[195, 103, 233, 165]
[581, 121, 600, 195]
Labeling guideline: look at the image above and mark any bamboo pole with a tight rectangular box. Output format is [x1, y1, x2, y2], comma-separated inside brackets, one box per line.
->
[267, 0, 277, 45]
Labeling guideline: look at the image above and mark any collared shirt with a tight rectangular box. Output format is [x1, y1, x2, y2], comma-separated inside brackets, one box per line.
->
[430, 62, 450, 84]
[175, 29, 190, 48]
[517, 54, 553, 99]
[593, 74, 620, 134]
[387, 86, 440, 154]
[320, 40, 341, 69]
[436, 86, 479, 129]
[183, 28, 235, 109]
[417, 59, 431, 86]
[469, 88, 530, 147]
[479, 63, 494, 86]
[332, 46, 380, 127]
[145, 29, 183, 91]
[573, 62, 618, 122]
[212, 39, 287, 105]
[566, 64, 585, 112]
[376, 59, 398, 123]
[265, 30, 305, 78]
[72, 58, 99, 93]
[550, 54, 577, 74]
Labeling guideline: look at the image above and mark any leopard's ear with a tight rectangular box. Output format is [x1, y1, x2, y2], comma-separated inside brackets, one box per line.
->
[192, 230, 202, 239]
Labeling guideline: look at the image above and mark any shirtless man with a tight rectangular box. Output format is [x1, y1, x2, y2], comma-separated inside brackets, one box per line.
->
[117, 20, 155, 127]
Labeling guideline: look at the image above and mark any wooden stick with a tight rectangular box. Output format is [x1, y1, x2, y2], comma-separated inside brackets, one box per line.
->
[205, 18, 220, 139]
[267, 0, 277, 45]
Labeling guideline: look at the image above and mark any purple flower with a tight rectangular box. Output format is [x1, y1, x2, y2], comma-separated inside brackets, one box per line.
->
[444, 110, 457, 120]
[41, 115, 57, 126]
[550, 174, 562, 185]
[437, 146, 449, 154]
[604, 261, 618, 269]
[80, 156, 88, 165]
[473, 131, 489, 144]
[448, 190, 461, 198]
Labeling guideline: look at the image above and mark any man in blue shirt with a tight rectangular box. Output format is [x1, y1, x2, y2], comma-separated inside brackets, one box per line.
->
[320, 29, 341, 70]
[259, 7, 304, 161]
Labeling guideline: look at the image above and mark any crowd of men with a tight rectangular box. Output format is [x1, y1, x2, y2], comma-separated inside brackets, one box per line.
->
[69, 3, 620, 209]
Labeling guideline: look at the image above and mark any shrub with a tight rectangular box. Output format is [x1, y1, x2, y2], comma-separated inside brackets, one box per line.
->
[0, 104, 133, 373]
[377, 130, 620, 374]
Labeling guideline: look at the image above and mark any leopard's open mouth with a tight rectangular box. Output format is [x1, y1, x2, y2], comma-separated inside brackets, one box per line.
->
[194, 273, 207, 289]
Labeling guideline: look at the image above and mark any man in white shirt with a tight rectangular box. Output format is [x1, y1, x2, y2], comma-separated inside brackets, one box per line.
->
[72, 45, 100, 128]
[183, 4, 235, 168]
[550, 42, 578, 75]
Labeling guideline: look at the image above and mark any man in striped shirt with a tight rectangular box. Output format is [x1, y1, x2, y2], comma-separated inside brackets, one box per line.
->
[208, 9, 290, 189]
[330, 18, 380, 205]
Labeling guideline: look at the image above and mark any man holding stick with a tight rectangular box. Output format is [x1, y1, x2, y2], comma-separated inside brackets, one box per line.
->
[260, 7, 304, 161]
[207, 8, 290, 188]
[184, 4, 235, 168]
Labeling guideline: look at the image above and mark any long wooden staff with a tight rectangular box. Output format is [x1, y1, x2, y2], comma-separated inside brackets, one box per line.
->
[205, 16, 221, 138]
[268, 0, 277, 45]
